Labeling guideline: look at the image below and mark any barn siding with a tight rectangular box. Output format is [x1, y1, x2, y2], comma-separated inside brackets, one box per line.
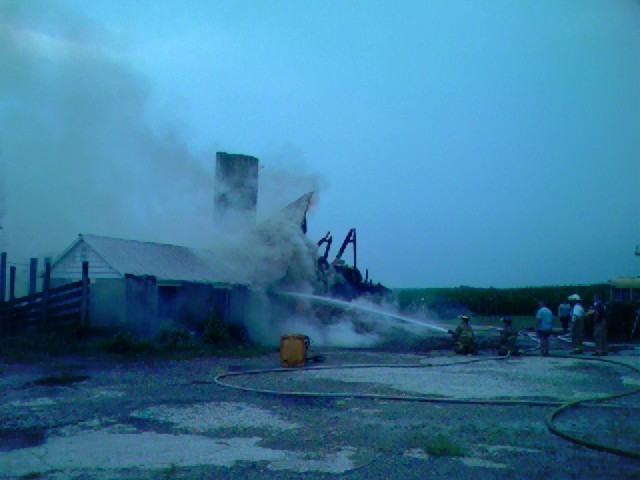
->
[229, 286, 249, 326]
[125, 275, 158, 338]
[46, 235, 250, 339]
[89, 279, 127, 330]
[177, 284, 209, 330]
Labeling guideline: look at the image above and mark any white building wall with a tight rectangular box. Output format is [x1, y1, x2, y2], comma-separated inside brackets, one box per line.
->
[89, 278, 127, 330]
[51, 240, 120, 285]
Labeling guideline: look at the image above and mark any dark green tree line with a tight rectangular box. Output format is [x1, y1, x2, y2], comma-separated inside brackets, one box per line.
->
[396, 285, 609, 316]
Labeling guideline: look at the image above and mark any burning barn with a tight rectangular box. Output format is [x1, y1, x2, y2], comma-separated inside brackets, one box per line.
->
[2, 150, 389, 343]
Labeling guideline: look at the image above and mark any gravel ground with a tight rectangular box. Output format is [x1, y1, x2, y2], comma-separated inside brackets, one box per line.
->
[0, 343, 639, 480]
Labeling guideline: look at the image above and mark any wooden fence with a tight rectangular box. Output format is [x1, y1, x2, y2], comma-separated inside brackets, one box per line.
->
[0, 255, 89, 334]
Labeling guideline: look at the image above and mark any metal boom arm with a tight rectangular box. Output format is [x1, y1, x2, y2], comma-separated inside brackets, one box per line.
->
[335, 228, 357, 270]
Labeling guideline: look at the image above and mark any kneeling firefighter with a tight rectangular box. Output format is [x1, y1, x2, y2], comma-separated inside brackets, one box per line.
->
[449, 315, 478, 355]
[497, 316, 519, 356]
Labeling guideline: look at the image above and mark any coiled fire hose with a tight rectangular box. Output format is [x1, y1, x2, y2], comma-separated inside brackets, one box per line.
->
[214, 353, 640, 459]
[545, 354, 640, 460]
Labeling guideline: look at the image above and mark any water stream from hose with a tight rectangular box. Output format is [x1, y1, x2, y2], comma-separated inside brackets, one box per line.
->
[279, 291, 449, 334]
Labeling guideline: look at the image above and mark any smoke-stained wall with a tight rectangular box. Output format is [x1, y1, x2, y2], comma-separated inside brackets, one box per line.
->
[86, 277, 247, 339]
[89, 279, 127, 331]
[124, 275, 158, 338]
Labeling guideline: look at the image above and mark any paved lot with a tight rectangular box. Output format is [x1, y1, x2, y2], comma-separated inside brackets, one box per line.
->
[0, 346, 639, 479]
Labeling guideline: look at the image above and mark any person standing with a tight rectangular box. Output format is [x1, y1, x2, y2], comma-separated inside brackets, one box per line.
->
[557, 300, 572, 335]
[536, 301, 553, 355]
[591, 294, 608, 356]
[497, 316, 519, 356]
[569, 294, 585, 354]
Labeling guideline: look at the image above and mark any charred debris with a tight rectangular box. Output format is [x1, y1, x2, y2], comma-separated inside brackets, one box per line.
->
[215, 151, 391, 303]
[315, 228, 391, 301]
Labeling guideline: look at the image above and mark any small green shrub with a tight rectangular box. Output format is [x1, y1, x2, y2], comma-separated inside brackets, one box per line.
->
[101, 332, 158, 355]
[227, 323, 249, 343]
[101, 332, 133, 354]
[422, 433, 466, 457]
[203, 314, 231, 346]
[156, 326, 193, 351]
[219, 343, 274, 357]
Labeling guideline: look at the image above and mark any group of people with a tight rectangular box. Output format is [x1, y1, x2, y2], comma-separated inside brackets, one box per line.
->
[448, 293, 608, 356]
[558, 293, 608, 356]
[449, 314, 518, 356]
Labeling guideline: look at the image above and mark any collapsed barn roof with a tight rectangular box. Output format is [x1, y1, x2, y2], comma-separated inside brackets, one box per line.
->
[258, 192, 313, 235]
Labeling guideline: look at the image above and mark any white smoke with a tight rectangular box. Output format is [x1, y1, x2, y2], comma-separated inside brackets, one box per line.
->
[0, 2, 215, 260]
[278, 315, 381, 348]
[243, 290, 384, 348]
[243, 290, 446, 348]
[257, 146, 327, 220]
[0, 2, 326, 272]
[0, 1, 414, 349]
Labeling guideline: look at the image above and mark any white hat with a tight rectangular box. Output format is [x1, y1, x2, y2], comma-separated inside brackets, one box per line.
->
[568, 294, 581, 301]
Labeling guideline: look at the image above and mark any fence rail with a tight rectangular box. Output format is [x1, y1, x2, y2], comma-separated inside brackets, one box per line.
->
[0, 257, 89, 333]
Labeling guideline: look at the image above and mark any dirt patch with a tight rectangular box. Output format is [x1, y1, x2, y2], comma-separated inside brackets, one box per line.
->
[0, 426, 46, 451]
[130, 402, 299, 432]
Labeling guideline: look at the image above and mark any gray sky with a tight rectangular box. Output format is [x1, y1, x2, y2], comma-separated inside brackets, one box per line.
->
[0, 0, 638, 288]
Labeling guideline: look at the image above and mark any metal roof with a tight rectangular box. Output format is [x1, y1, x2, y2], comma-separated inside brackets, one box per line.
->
[57, 234, 247, 285]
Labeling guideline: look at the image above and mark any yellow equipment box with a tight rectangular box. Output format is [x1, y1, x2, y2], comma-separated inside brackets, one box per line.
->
[280, 334, 309, 367]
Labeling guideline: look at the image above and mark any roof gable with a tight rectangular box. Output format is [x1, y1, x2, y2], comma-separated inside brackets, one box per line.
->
[51, 238, 119, 280]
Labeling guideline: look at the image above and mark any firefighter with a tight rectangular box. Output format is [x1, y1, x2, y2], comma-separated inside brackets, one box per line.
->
[497, 316, 519, 356]
[449, 315, 478, 355]
[590, 294, 608, 356]
[568, 294, 585, 354]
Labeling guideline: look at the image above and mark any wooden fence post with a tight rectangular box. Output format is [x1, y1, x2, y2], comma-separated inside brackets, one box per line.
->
[8, 266, 16, 334]
[29, 258, 38, 296]
[81, 261, 89, 328]
[0, 252, 6, 303]
[41, 258, 51, 326]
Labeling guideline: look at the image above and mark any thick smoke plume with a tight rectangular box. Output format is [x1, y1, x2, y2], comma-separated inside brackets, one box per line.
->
[0, 3, 325, 270]
[0, 2, 215, 260]
[0, 1, 430, 349]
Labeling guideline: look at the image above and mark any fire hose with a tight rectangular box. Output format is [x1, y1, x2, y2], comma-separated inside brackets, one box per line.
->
[213, 353, 640, 460]
[545, 354, 640, 460]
